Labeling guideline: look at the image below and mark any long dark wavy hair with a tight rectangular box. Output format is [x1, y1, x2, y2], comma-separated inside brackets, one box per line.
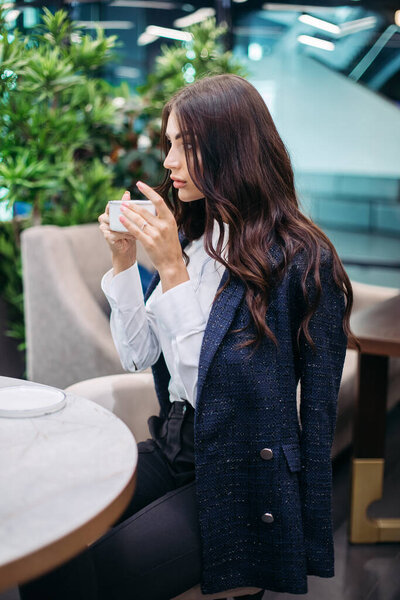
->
[155, 74, 356, 352]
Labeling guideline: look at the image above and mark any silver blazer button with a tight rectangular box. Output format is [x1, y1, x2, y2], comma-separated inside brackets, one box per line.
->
[261, 512, 274, 524]
[260, 448, 273, 460]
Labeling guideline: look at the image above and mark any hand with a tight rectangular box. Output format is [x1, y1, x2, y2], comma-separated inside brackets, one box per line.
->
[98, 191, 137, 269]
[119, 181, 189, 291]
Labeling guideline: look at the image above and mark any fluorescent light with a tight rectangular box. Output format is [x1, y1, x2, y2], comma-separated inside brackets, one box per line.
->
[5, 9, 20, 21]
[114, 66, 140, 78]
[138, 32, 159, 45]
[297, 34, 335, 51]
[339, 16, 377, 36]
[263, 4, 334, 12]
[77, 21, 135, 29]
[248, 42, 263, 60]
[174, 7, 215, 28]
[298, 14, 377, 37]
[395, 10, 400, 27]
[298, 14, 340, 34]
[146, 25, 193, 42]
[110, 1, 178, 8]
[233, 0, 249, 3]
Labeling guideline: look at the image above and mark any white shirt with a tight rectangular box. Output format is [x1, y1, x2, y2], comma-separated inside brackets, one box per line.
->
[101, 221, 229, 408]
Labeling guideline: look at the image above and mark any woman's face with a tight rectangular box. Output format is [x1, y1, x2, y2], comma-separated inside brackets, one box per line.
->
[163, 111, 203, 203]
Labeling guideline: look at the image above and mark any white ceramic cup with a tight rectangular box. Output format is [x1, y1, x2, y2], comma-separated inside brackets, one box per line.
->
[108, 200, 156, 233]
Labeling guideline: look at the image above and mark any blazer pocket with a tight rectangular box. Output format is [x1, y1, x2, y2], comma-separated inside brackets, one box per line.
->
[282, 443, 301, 472]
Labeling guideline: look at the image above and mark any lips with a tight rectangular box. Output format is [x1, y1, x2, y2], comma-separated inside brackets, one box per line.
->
[171, 177, 186, 189]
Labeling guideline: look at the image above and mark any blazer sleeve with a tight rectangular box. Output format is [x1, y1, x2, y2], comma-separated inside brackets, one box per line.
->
[293, 251, 347, 577]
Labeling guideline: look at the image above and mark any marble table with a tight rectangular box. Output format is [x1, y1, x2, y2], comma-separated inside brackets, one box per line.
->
[0, 376, 138, 593]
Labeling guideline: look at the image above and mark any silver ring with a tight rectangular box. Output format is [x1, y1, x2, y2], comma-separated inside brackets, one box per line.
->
[140, 222, 147, 231]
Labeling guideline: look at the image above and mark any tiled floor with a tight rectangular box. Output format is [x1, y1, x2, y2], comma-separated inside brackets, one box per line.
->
[2, 405, 400, 600]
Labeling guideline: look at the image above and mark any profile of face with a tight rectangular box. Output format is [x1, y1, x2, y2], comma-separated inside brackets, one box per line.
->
[163, 111, 204, 203]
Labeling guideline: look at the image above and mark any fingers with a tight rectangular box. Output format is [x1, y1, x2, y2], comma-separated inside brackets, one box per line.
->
[103, 190, 130, 217]
[119, 207, 151, 242]
[99, 220, 134, 243]
[104, 230, 132, 248]
[99, 212, 110, 225]
[121, 201, 158, 228]
[136, 181, 171, 220]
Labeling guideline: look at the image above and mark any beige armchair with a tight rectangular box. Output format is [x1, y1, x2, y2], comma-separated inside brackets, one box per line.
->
[21, 223, 154, 389]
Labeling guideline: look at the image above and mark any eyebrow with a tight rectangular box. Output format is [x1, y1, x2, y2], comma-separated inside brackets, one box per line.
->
[165, 131, 189, 141]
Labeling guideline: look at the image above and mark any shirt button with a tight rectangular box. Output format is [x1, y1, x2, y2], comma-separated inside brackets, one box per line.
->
[261, 512, 274, 524]
[260, 448, 273, 460]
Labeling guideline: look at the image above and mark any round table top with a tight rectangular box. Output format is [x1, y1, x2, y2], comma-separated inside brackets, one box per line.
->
[349, 293, 400, 357]
[0, 376, 137, 592]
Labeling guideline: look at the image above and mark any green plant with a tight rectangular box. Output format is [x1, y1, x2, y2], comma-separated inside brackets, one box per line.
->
[0, 8, 125, 226]
[0, 8, 246, 363]
[0, 221, 24, 350]
[138, 18, 247, 118]
[0, 7, 127, 349]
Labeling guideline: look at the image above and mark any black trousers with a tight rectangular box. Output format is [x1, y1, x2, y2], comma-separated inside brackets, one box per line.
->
[19, 401, 264, 600]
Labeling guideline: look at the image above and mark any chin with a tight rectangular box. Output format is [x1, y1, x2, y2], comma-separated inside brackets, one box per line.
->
[178, 190, 203, 203]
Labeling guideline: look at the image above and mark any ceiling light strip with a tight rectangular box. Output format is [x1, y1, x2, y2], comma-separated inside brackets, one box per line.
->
[146, 25, 193, 41]
[174, 8, 215, 28]
[297, 34, 335, 51]
[263, 3, 335, 13]
[298, 14, 340, 34]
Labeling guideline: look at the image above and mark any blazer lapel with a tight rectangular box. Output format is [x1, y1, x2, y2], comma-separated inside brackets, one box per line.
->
[145, 235, 281, 403]
[196, 270, 245, 405]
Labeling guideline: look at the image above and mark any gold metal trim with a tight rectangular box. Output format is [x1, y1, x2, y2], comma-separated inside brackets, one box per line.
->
[350, 459, 400, 543]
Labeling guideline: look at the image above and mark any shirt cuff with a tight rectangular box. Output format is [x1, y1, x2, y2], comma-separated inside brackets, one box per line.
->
[151, 279, 206, 337]
[101, 262, 144, 310]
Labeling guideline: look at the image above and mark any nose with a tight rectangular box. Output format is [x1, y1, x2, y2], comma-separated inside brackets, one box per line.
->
[163, 146, 179, 170]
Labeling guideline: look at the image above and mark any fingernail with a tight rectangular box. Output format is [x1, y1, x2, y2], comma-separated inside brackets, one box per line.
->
[136, 181, 143, 187]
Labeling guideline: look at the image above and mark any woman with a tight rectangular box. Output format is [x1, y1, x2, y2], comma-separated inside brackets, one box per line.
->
[20, 74, 353, 600]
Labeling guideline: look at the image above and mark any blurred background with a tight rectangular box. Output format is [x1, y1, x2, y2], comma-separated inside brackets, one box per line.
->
[0, 0, 399, 378]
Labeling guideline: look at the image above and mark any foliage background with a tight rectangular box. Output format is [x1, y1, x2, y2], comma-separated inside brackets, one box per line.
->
[0, 7, 246, 361]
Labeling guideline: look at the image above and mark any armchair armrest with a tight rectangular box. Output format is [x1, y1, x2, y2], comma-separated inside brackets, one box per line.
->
[22, 226, 124, 389]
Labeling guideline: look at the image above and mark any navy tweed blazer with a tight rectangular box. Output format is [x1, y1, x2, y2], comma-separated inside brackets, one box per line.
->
[144, 239, 347, 595]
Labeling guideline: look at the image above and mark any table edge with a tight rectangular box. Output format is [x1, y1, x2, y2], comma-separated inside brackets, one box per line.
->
[347, 337, 400, 357]
[0, 468, 137, 593]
